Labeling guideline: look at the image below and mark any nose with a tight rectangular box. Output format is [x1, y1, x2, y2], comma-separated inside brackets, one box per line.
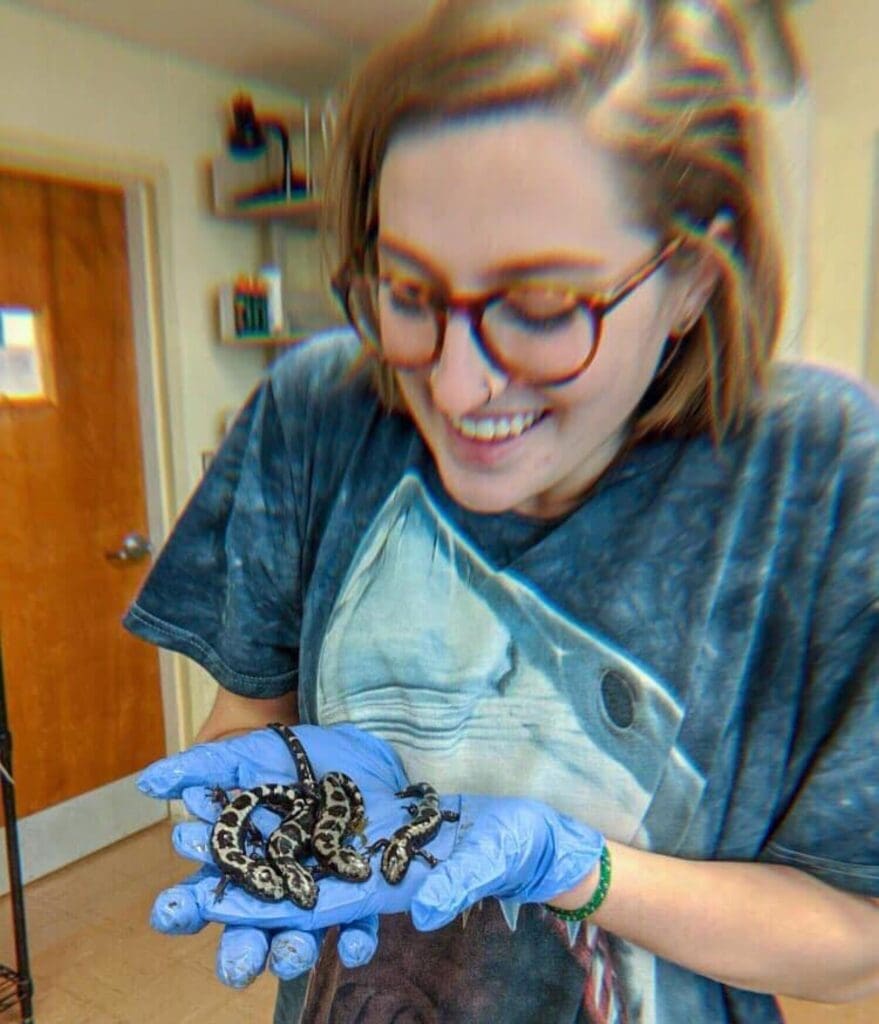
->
[428, 313, 507, 417]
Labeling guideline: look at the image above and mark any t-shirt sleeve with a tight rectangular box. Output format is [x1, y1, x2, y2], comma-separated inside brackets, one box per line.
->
[123, 375, 303, 697]
[760, 603, 879, 895]
[759, 378, 879, 896]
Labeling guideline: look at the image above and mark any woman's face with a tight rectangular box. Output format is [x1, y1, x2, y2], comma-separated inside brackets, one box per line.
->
[377, 111, 690, 519]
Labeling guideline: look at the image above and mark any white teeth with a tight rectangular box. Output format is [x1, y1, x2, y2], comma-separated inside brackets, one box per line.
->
[451, 411, 541, 441]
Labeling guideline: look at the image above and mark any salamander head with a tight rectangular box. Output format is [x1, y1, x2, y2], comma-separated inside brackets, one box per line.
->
[283, 865, 320, 909]
[381, 838, 412, 885]
[244, 861, 287, 901]
[333, 847, 372, 882]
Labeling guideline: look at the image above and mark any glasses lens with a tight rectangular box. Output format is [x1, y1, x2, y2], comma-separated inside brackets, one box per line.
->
[482, 287, 596, 383]
[374, 276, 440, 369]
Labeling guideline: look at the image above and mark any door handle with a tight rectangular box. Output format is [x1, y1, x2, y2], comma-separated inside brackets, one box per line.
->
[105, 531, 153, 563]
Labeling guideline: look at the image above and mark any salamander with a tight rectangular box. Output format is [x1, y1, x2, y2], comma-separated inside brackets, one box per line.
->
[210, 725, 453, 904]
[310, 771, 372, 882]
[265, 790, 321, 909]
[267, 723, 372, 882]
[210, 783, 305, 903]
[368, 782, 460, 884]
[267, 722, 318, 791]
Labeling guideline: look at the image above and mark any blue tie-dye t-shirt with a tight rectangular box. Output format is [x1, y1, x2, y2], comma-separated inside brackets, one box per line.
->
[125, 331, 879, 1024]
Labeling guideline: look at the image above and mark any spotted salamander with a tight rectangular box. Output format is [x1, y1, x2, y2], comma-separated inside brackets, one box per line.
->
[310, 771, 372, 881]
[368, 782, 460, 884]
[210, 783, 310, 903]
[264, 789, 321, 908]
[209, 726, 456, 904]
[267, 722, 319, 792]
[268, 723, 371, 882]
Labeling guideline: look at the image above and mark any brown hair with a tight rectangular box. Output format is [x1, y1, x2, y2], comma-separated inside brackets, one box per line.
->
[324, 0, 784, 440]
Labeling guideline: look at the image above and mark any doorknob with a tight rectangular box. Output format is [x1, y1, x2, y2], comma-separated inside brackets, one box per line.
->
[105, 531, 153, 563]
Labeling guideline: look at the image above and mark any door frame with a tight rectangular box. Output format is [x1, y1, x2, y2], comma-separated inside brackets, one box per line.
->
[122, 179, 182, 759]
[866, 135, 879, 390]
[0, 133, 185, 882]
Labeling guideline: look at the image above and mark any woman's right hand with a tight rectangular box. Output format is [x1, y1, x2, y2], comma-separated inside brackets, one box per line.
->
[137, 723, 454, 987]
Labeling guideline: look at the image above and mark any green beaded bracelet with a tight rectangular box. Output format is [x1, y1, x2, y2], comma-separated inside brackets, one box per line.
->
[544, 845, 612, 922]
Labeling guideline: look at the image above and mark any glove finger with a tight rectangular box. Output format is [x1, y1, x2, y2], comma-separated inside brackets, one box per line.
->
[263, 917, 380, 978]
[216, 926, 270, 989]
[150, 883, 210, 935]
[172, 821, 216, 866]
[137, 730, 297, 798]
[138, 723, 411, 803]
[182, 785, 222, 821]
[337, 915, 380, 968]
[268, 928, 325, 981]
[138, 744, 246, 798]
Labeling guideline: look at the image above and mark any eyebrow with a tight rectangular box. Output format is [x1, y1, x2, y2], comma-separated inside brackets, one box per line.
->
[377, 236, 608, 286]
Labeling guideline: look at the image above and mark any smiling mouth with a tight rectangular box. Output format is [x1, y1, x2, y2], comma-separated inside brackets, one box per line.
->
[449, 410, 547, 442]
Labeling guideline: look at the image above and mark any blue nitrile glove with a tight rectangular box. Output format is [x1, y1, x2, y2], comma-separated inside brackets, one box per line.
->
[138, 724, 403, 985]
[139, 724, 605, 971]
[410, 794, 604, 931]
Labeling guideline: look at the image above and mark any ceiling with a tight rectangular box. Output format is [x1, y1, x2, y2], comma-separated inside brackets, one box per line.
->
[15, 0, 435, 97]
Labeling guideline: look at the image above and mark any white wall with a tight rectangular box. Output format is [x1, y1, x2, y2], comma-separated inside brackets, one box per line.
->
[793, 3, 879, 380]
[0, 0, 305, 739]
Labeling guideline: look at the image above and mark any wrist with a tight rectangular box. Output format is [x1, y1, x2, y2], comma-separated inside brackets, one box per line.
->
[545, 844, 612, 921]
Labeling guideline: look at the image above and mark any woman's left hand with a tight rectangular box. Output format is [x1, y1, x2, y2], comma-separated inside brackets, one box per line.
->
[409, 793, 605, 929]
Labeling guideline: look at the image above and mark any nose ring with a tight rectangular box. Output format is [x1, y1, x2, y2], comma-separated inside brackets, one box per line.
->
[483, 372, 507, 402]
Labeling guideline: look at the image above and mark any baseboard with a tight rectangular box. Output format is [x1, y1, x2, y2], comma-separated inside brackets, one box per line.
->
[0, 772, 168, 894]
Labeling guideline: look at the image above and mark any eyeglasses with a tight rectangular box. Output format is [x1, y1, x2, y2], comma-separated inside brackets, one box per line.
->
[332, 236, 683, 387]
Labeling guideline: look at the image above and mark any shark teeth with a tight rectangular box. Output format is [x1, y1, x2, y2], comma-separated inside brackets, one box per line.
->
[450, 410, 542, 442]
[565, 919, 583, 947]
[497, 897, 522, 932]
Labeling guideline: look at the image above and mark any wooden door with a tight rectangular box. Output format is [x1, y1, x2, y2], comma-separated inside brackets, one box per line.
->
[0, 168, 165, 839]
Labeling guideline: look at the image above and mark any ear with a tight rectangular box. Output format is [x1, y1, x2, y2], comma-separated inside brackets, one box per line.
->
[672, 211, 735, 335]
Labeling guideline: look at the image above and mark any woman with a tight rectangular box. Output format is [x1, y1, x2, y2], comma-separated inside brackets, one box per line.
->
[130, 1, 879, 1021]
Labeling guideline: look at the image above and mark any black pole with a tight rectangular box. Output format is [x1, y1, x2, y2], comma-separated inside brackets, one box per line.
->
[0, 634, 34, 1022]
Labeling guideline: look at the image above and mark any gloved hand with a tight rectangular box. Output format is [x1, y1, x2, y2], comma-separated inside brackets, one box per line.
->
[139, 723, 408, 986]
[138, 724, 604, 984]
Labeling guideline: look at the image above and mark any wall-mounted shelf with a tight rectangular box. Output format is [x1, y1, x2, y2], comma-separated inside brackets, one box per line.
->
[217, 275, 340, 348]
[211, 148, 323, 226]
[210, 97, 342, 352]
[213, 197, 322, 229]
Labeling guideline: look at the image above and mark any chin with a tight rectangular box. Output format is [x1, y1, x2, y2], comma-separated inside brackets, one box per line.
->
[435, 463, 529, 516]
